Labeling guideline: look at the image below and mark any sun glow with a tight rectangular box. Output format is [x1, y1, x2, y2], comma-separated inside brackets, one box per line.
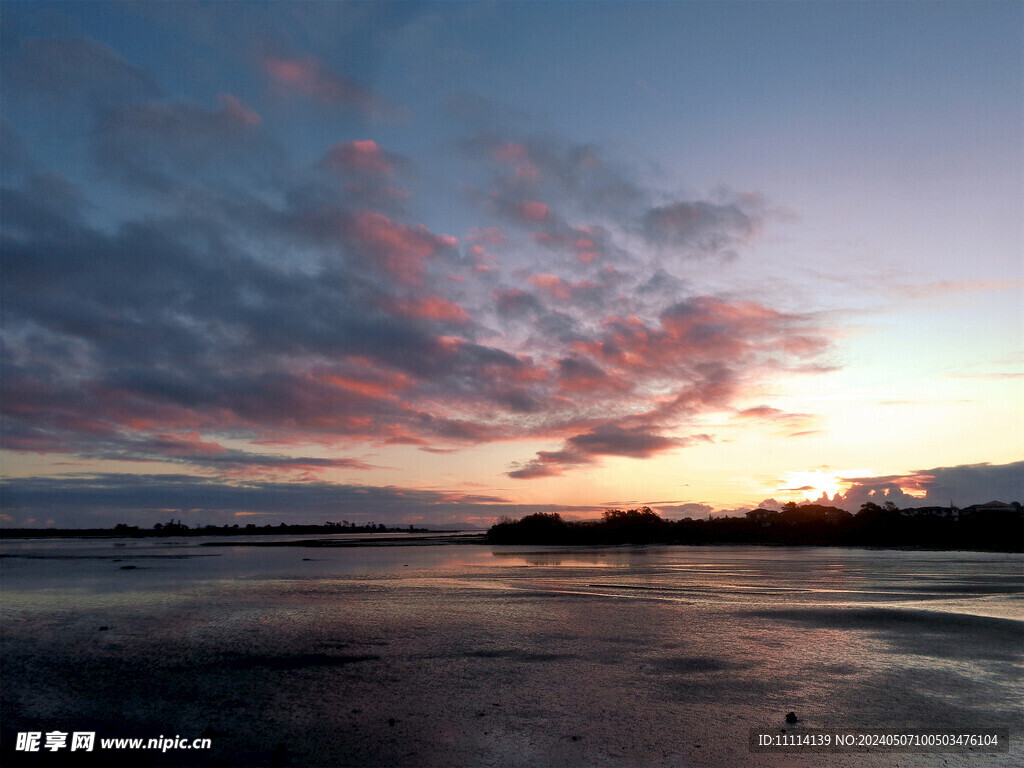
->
[778, 470, 844, 502]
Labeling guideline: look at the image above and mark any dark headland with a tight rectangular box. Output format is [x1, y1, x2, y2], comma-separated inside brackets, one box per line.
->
[486, 501, 1024, 552]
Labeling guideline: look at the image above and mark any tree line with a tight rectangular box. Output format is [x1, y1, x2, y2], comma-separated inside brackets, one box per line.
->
[486, 502, 1023, 552]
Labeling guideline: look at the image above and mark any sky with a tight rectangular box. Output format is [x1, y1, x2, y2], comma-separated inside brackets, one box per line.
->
[1, 1, 1021, 528]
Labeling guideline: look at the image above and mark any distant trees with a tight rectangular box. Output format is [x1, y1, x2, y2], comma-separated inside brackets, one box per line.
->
[153, 519, 190, 534]
[485, 502, 1022, 551]
[602, 507, 661, 525]
[488, 512, 568, 544]
[489, 508, 667, 545]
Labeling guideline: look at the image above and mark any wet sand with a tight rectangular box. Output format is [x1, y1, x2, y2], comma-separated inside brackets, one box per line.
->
[2, 542, 1021, 767]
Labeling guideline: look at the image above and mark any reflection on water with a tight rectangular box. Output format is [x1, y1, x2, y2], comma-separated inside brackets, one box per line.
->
[485, 545, 1024, 621]
[2, 539, 1022, 767]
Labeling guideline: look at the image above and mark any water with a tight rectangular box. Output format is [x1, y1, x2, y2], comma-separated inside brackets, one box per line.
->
[2, 538, 1022, 766]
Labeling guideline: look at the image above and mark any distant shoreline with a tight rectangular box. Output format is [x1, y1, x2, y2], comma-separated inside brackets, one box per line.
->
[1, 529, 1020, 553]
[3, 501, 1022, 553]
[0, 525, 480, 541]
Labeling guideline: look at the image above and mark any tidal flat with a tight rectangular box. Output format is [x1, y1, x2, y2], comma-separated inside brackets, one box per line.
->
[2, 539, 1021, 767]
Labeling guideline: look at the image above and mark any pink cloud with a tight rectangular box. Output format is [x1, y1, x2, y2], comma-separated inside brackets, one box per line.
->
[149, 431, 227, 457]
[311, 366, 414, 401]
[531, 225, 611, 264]
[735, 406, 784, 420]
[263, 54, 391, 115]
[466, 226, 506, 246]
[321, 139, 395, 176]
[527, 274, 598, 302]
[517, 200, 549, 222]
[529, 273, 572, 300]
[390, 295, 471, 324]
[346, 211, 456, 284]
[491, 141, 542, 182]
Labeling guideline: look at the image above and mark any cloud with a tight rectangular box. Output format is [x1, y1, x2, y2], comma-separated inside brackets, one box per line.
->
[568, 424, 684, 458]
[0, 473, 608, 528]
[733, 405, 819, 434]
[92, 95, 277, 191]
[0, 121, 35, 181]
[641, 197, 762, 255]
[1, 46, 837, 515]
[388, 295, 471, 324]
[263, 53, 399, 117]
[654, 502, 714, 519]
[5, 36, 161, 105]
[531, 225, 615, 264]
[342, 211, 458, 284]
[508, 426, 696, 479]
[897, 279, 1019, 300]
[320, 139, 410, 181]
[836, 461, 1024, 509]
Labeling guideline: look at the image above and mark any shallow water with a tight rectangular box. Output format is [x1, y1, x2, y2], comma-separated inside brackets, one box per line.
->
[2, 539, 1022, 766]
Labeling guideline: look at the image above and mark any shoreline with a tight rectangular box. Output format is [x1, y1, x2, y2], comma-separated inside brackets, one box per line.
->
[2, 532, 1020, 554]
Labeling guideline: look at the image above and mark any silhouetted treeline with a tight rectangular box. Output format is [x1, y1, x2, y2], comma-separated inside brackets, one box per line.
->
[0, 519, 428, 539]
[486, 502, 1024, 552]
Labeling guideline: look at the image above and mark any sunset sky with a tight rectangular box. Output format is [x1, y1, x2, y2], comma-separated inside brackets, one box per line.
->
[2, 1, 1021, 528]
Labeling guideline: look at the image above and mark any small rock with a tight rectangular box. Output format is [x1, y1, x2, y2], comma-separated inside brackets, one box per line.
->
[98, 626, 109, 631]
[388, 718, 397, 727]
[785, 712, 799, 724]
[119, 565, 137, 570]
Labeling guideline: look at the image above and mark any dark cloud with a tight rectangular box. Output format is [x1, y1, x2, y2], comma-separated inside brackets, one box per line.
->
[93, 96, 279, 192]
[23, 429, 379, 479]
[507, 448, 588, 480]
[641, 197, 762, 255]
[568, 425, 682, 458]
[459, 130, 643, 215]
[4, 36, 161, 105]
[837, 461, 1024, 509]
[508, 425, 690, 479]
[317, 139, 414, 209]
